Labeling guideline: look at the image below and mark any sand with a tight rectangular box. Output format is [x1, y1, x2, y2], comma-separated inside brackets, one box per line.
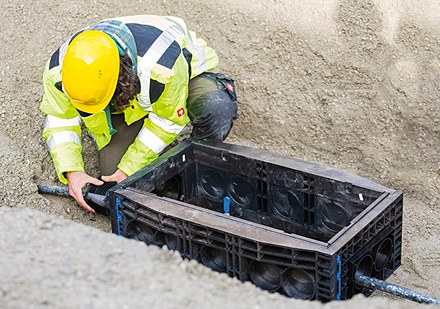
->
[1, 0, 440, 307]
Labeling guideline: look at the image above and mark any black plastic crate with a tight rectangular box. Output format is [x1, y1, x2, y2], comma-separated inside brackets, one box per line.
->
[108, 138, 402, 302]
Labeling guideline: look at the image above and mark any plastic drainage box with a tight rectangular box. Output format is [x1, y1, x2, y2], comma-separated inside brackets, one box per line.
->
[108, 138, 402, 302]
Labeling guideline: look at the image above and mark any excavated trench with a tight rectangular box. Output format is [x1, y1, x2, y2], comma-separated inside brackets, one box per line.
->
[1, 0, 440, 307]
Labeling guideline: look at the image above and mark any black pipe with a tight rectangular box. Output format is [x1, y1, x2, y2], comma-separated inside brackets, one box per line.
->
[37, 184, 111, 216]
[355, 274, 440, 305]
[37, 185, 70, 197]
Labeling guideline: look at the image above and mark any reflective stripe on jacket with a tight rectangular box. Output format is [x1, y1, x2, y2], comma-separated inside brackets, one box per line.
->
[40, 15, 219, 184]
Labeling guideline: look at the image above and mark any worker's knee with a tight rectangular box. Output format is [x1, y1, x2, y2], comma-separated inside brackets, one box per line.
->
[187, 72, 238, 141]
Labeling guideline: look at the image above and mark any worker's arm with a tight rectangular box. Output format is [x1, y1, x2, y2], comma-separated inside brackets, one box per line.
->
[117, 55, 191, 176]
[41, 59, 104, 213]
[40, 59, 85, 184]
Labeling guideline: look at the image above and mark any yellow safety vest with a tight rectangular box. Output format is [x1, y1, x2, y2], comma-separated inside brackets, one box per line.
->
[40, 15, 219, 183]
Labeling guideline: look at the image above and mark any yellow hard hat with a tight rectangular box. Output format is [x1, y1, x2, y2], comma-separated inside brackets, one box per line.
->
[62, 30, 120, 114]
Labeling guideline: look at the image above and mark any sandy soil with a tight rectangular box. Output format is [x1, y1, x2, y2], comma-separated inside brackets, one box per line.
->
[1, 0, 440, 307]
[0, 207, 425, 309]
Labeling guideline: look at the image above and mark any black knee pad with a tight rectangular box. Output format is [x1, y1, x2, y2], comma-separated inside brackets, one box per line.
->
[189, 73, 238, 141]
[190, 90, 238, 141]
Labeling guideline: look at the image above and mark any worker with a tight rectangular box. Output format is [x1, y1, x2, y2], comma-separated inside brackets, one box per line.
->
[40, 15, 238, 213]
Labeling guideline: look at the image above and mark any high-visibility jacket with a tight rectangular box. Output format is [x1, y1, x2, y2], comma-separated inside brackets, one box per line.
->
[40, 15, 219, 184]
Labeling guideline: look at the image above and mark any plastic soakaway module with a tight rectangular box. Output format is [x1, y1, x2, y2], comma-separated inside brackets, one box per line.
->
[108, 138, 402, 302]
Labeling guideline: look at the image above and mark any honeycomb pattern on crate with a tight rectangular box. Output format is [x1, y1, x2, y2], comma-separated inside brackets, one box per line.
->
[113, 190, 402, 302]
[338, 198, 402, 299]
[118, 197, 322, 300]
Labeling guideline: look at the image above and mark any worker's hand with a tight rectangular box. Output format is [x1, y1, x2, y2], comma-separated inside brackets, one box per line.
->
[101, 169, 128, 184]
[66, 171, 103, 213]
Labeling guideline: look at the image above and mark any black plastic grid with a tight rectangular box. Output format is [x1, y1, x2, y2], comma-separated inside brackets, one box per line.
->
[109, 138, 403, 302]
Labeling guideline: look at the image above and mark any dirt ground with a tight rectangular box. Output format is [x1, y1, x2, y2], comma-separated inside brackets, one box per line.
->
[1, 0, 440, 307]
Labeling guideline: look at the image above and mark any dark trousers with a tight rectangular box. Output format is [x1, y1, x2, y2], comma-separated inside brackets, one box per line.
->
[98, 72, 238, 176]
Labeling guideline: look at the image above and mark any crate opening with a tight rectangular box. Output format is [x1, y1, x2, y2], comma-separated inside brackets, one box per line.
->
[142, 143, 384, 243]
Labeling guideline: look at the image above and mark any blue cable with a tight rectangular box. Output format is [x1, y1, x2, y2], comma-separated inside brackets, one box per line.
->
[116, 198, 123, 237]
[336, 255, 342, 301]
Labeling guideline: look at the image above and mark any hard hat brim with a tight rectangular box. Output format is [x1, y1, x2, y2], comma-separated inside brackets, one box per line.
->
[68, 88, 114, 114]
